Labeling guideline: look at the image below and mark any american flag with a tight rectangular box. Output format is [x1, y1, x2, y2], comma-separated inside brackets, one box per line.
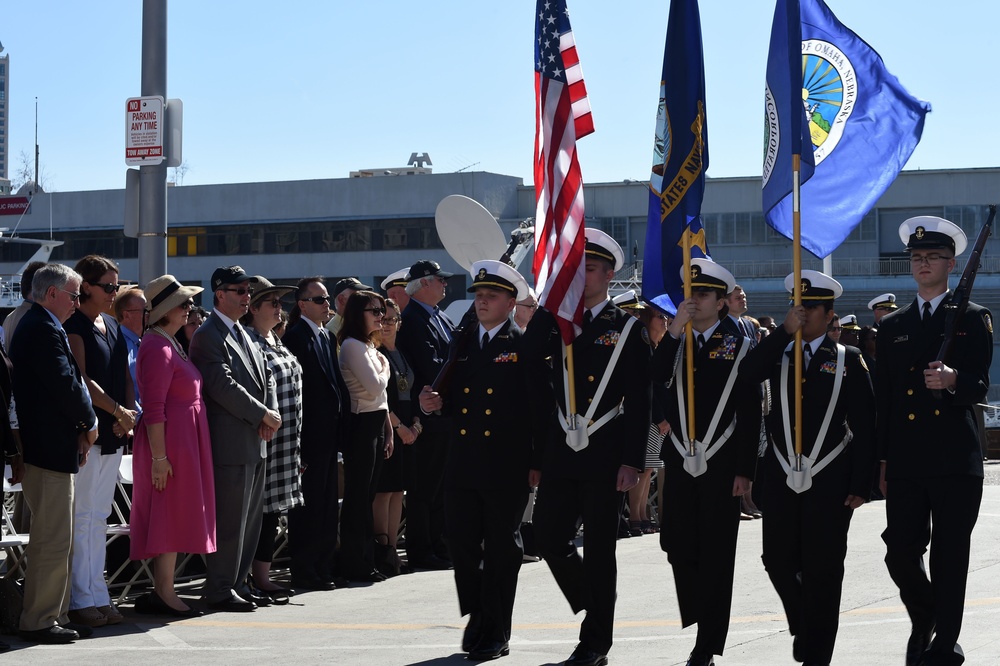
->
[533, 0, 594, 344]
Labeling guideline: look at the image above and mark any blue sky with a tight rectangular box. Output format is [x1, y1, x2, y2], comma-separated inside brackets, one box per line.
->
[4, 1, 996, 193]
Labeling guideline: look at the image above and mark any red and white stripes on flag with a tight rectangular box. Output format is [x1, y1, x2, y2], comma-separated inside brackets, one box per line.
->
[533, 0, 594, 344]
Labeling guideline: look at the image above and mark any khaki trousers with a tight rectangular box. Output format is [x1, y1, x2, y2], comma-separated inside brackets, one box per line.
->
[19, 463, 75, 631]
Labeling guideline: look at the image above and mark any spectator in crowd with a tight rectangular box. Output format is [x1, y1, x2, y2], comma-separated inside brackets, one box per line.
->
[0, 302, 21, 653]
[381, 269, 411, 313]
[242, 278, 303, 603]
[828, 313, 842, 343]
[3, 260, 47, 351]
[398, 260, 457, 571]
[338, 290, 392, 582]
[190, 266, 280, 613]
[326, 277, 372, 339]
[283, 277, 350, 590]
[130, 276, 215, 618]
[113, 287, 147, 414]
[630, 303, 670, 536]
[757, 315, 776, 339]
[13, 263, 98, 644]
[176, 305, 208, 355]
[514, 287, 539, 331]
[373, 297, 419, 577]
[839, 315, 861, 348]
[65, 255, 135, 629]
[4, 260, 46, 534]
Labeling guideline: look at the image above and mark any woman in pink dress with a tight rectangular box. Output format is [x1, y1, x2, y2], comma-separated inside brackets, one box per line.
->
[131, 275, 216, 617]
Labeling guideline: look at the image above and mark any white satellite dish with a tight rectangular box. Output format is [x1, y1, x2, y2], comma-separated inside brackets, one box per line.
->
[434, 195, 507, 272]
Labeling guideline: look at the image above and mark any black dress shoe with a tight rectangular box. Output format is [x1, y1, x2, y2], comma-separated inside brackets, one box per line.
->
[239, 590, 272, 607]
[0, 639, 9, 652]
[207, 597, 256, 613]
[61, 622, 94, 638]
[905, 626, 933, 666]
[462, 613, 484, 653]
[291, 575, 336, 591]
[469, 639, 510, 661]
[409, 554, 452, 571]
[19, 625, 79, 644]
[686, 650, 715, 666]
[565, 644, 608, 666]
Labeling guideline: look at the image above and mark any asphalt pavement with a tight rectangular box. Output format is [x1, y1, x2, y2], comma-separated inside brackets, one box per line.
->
[4, 464, 1000, 664]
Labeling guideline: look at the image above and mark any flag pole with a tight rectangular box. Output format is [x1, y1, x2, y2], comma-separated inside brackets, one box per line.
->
[683, 230, 696, 456]
[567, 342, 578, 427]
[792, 153, 803, 465]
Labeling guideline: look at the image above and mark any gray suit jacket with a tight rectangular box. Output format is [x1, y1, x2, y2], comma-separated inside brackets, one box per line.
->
[190, 312, 276, 465]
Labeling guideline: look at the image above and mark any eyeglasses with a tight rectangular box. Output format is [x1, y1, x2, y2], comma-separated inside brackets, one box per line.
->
[829, 326, 843, 332]
[301, 295, 331, 304]
[265, 299, 283, 308]
[222, 287, 254, 296]
[910, 253, 950, 265]
[364, 307, 387, 317]
[381, 316, 401, 324]
[180, 300, 195, 311]
[89, 281, 121, 294]
[59, 288, 81, 302]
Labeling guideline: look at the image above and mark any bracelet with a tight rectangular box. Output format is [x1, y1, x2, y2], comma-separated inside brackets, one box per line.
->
[152, 455, 168, 462]
[113, 402, 121, 420]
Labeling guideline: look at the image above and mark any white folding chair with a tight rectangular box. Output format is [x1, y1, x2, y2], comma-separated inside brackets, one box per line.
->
[105, 454, 156, 601]
[1, 465, 29, 579]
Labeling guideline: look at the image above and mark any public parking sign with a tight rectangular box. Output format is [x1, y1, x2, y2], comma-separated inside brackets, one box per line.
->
[126, 96, 164, 165]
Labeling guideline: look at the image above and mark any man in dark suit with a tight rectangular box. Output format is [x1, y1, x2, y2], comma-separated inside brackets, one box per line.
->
[12, 263, 98, 644]
[876, 217, 992, 666]
[419, 260, 537, 661]
[742, 270, 875, 666]
[652, 259, 760, 666]
[398, 259, 457, 570]
[283, 276, 350, 590]
[190, 266, 280, 612]
[522, 230, 651, 666]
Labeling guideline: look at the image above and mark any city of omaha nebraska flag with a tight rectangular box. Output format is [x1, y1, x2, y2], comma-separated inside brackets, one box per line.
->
[763, 0, 931, 259]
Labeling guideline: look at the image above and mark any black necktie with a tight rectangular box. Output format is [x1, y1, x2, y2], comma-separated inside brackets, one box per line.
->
[696, 334, 706, 352]
[481, 332, 490, 350]
[318, 331, 343, 415]
[583, 310, 593, 326]
[232, 324, 250, 356]
[803, 344, 812, 368]
[922, 302, 932, 324]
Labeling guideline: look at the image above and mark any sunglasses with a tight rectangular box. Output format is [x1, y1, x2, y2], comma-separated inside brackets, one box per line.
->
[364, 307, 387, 317]
[381, 316, 401, 324]
[180, 300, 195, 311]
[89, 281, 121, 294]
[222, 287, 254, 296]
[59, 288, 81, 302]
[265, 299, 283, 307]
[301, 295, 332, 304]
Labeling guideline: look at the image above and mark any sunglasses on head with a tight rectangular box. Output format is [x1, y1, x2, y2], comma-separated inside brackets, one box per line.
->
[89, 281, 121, 294]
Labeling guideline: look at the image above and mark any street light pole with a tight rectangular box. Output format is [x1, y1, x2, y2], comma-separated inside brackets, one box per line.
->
[137, 0, 168, 286]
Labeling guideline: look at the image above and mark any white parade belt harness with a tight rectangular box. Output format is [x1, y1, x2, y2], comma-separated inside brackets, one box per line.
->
[559, 317, 636, 452]
[668, 335, 749, 477]
[775, 341, 851, 493]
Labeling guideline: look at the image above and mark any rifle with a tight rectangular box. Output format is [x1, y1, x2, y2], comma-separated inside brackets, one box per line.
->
[933, 204, 995, 396]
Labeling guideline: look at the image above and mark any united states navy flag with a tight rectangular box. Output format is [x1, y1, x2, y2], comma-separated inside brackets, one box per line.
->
[641, 0, 709, 317]
[763, 0, 931, 259]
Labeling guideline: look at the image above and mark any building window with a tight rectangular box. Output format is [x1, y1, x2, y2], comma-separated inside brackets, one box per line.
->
[846, 211, 877, 242]
[597, 217, 629, 250]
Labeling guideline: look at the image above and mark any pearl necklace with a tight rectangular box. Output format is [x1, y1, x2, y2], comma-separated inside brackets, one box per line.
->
[151, 325, 188, 361]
